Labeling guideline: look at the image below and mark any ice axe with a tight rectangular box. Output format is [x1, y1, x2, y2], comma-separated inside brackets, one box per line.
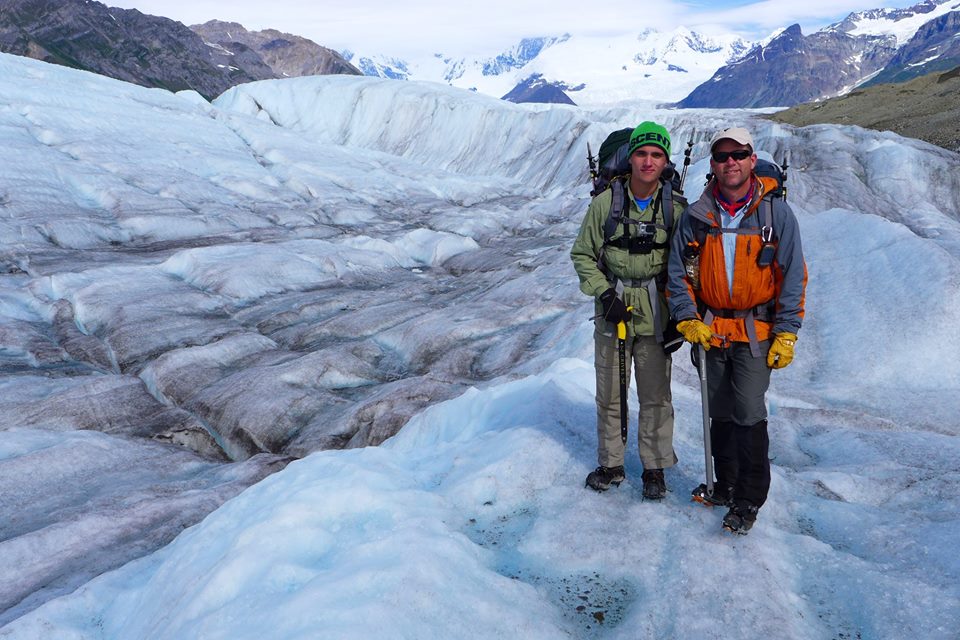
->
[697, 345, 713, 495]
[691, 344, 715, 505]
[617, 307, 634, 445]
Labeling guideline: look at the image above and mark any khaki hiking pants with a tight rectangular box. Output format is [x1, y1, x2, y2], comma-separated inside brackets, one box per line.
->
[594, 330, 677, 470]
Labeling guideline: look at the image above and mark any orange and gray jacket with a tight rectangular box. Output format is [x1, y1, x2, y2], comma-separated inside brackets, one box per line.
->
[666, 175, 807, 353]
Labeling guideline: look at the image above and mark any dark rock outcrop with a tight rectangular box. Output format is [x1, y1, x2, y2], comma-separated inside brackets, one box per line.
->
[190, 20, 361, 78]
[501, 74, 576, 105]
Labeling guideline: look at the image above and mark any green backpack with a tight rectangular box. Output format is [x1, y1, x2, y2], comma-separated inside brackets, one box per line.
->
[589, 127, 683, 197]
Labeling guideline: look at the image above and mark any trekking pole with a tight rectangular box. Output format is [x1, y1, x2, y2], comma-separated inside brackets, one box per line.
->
[617, 307, 633, 445]
[780, 152, 789, 201]
[697, 344, 714, 497]
[678, 139, 694, 190]
[587, 142, 598, 184]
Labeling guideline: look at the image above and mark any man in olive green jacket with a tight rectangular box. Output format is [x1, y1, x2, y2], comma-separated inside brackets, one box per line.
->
[571, 121, 683, 500]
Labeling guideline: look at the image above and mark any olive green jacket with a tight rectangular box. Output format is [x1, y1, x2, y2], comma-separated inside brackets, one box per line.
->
[571, 181, 684, 337]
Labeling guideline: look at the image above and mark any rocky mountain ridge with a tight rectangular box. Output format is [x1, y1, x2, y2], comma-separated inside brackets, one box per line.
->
[0, 0, 272, 98]
[862, 9, 960, 85]
[190, 20, 360, 79]
[678, 0, 960, 107]
[0, 0, 359, 99]
[677, 25, 897, 107]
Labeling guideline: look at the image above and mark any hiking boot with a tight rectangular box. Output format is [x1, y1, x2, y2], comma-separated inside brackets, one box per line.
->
[585, 465, 625, 492]
[641, 468, 666, 500]
[691, 482, 734, 508]
[722, 502, 759, 535]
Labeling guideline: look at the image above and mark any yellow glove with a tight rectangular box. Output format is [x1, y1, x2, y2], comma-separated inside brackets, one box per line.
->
[676, 319, 713, 349]
[767, 332, 798, 369]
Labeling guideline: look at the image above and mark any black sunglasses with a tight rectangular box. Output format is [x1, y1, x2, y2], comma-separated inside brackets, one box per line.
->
[711, 149, 752, 162]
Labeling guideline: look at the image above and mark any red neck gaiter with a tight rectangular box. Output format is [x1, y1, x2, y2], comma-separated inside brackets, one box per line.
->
[713, 180, 755, 217]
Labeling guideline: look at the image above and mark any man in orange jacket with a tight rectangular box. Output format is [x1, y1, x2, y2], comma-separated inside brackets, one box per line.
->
[667, 126, 807, 534]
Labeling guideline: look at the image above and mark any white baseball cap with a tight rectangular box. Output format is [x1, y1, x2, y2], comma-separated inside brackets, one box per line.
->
[709, 127, 754, 151]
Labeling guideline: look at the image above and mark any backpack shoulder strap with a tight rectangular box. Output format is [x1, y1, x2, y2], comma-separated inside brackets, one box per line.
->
[658, 180, 687, 233]
[660, 184, 673, 232]
[603, 178, 627, 244]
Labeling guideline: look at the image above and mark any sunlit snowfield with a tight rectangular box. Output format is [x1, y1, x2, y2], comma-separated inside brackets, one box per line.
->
[1, 53, 959, 638]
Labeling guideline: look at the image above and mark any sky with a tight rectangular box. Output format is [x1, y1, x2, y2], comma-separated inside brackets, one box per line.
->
[1, 48, 960, 637]
[104, 0, 929, 57]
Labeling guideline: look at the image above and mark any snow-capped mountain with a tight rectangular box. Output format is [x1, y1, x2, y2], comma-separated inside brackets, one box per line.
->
[828, 0, 959, 46]
[679, 0, 960, 107]
[479, 35, 571, 77]
[348, 52, 412, 80]
[346, 37, 572, 85]
[347, 0, 960, 108]
[348, 27, 752, 106]
[678, 25, 897, 108]
[861, 7, 960, 85]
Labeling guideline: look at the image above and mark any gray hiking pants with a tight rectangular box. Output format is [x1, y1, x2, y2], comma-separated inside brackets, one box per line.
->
[594, 330, 677, 470]
[705, 340, 772, 425]
[705, 340, 773, 509]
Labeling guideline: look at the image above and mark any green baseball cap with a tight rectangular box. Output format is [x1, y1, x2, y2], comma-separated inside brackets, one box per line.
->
[628, 121, 671, 156]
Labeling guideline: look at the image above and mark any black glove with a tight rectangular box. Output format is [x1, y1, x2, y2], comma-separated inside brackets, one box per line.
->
[599, 288, 631, 324]
[661, 318, 684, 354]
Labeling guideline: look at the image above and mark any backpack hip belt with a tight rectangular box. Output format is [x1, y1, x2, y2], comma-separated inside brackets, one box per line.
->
[707, 302, 774, 321]
[702, 302, 775, 358]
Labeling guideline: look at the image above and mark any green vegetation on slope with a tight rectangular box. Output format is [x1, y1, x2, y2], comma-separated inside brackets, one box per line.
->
[766, 66, 960, 153]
